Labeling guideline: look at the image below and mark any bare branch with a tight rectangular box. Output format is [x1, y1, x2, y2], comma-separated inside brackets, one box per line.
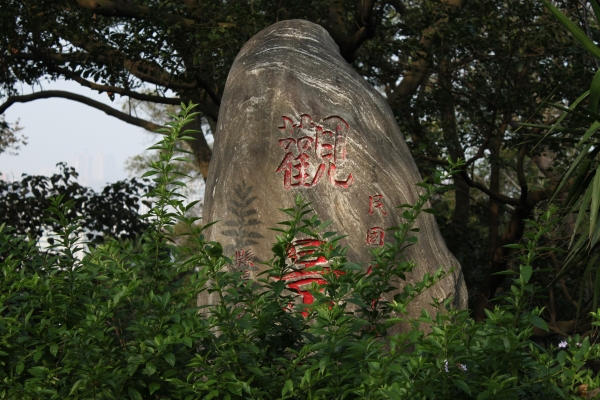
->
[0, 91, 162, 132]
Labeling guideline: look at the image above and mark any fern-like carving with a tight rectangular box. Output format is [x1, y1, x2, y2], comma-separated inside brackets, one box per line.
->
[221, 180, 263, 268]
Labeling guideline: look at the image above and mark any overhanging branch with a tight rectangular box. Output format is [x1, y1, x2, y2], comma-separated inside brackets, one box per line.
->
[50, 64, 183, 105]
[0, 91, 162, 132]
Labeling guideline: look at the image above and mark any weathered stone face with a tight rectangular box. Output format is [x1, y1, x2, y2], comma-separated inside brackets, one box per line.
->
[201, 19, 467, 328]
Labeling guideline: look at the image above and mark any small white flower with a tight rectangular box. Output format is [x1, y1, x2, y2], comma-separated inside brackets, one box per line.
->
[459, 364, 467, 372]
[558, 340, 568, 349]
[577, 342, 582, 348]
[444, 359, 449, 373]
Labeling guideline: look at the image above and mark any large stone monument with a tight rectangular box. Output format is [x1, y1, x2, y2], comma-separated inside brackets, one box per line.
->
[201, 19, 467, 328]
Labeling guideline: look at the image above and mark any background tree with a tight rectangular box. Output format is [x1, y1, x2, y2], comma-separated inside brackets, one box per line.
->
[0, 162, 152, 244]
[1, 0, 597, 319]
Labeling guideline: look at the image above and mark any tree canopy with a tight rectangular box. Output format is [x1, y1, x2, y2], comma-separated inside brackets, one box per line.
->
[2, 0, 598, 319]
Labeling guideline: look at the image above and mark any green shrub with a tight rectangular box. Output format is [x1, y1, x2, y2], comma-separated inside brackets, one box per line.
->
[1, 104, 600, 399]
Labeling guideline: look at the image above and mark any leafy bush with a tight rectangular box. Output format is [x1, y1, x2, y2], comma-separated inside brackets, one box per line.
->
[1, 104, 600, 399]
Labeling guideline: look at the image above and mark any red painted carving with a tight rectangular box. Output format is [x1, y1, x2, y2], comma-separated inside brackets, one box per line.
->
[234, 248, 255, 279]
[366, 227, 385, 247]
[368, 194, 387, 215]
[274, 238, 344, 317]
[276, 114, 354, 190]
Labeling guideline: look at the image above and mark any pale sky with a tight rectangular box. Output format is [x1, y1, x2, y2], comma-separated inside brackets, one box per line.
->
[0, 80, 155, 191]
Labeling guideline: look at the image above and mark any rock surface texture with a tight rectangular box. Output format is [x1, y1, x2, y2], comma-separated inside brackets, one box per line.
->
[201, 19, 468, 329]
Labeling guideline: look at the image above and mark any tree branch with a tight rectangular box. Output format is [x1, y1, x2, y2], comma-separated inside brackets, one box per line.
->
[81, 47, 223, 113]
[419, 155, 450, 165]
[57, 37, 198, 91]
[49, 64, 183, 105]
[19, 47, 220, 119]
[459, 170, 520, 206]
[516, 144, 528, 204]
[0, 91, 162, 132]
[74, 0, 195, 28]
[387, 0, 466, 107]
[326, 0, 377, 62]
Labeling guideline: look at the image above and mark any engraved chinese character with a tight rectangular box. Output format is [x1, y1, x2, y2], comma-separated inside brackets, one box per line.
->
[286, 238, 328, 268]
[275, 114, 353, 190]
[368, 194, 387, 215]
[366, 227, 385, 247]
[234, 248, 255, 270]
[273, 238, 344, 317]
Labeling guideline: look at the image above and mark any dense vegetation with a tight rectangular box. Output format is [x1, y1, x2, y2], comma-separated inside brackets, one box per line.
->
[3, 0, 600, 320]
[1, 106, 600, 399]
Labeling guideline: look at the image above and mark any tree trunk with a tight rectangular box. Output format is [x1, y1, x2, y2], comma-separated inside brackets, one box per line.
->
[439, 65, 470, 254]
[474, 131, 502, 321]
[473, 128, 532, 321]
[185, 114, 212, 179]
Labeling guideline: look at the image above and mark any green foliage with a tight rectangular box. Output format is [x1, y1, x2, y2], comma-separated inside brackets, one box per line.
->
[0, 163, 152, 243]
[0, 115, 25, 155]
[529, 0, 600, 317]
[537, 0, 600, 247]
[1, 106, 600, 399]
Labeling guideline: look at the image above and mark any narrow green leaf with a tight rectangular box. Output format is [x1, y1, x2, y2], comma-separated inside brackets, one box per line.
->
[15, 362, 24, 375]
[594, 266, 600, 312]
[592, 0, 600, 30]
[551, 144, 592, 204]
[551, 383, 567, 399]
[590, 68, 600, 114]
[493, 270, 519, 276]
[541, 0, 600, 60]
[571, 184, 593, 248]
[578, 121, 600, 147]
[69, 379, 84, 395]
[521, 265, 533, 283]
[589, 165, 600, 238]
[503, 244, 524, 249]
[24, 309, 34, 325]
